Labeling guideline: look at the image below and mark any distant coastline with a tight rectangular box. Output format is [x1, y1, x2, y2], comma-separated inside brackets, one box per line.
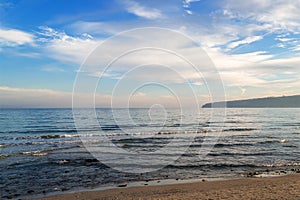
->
[202, 95, 300, 108]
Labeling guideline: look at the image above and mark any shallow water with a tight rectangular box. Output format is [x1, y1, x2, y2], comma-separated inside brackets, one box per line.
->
[0, 108, 299, 199]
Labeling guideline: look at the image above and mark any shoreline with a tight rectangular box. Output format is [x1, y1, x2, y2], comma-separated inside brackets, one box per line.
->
[31, 173, 300, 200]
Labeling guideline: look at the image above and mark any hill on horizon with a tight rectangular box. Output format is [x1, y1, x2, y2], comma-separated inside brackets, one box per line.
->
[202, 95, 300, 108]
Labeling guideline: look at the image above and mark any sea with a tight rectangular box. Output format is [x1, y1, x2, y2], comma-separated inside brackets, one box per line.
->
[0, 108, 299, 199]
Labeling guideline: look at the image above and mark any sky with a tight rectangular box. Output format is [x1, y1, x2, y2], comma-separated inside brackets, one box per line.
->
[0, 0, 300, 108]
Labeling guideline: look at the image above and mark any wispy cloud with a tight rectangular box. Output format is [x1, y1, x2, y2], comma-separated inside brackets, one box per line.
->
[37, 26, 100, 64]
[33, 26, 299, 99]
[182, 0, 200, 15]
[1, 0, 300, 107]
[222, 0, 300, 33]
[41, 65, 65, 72]
[124, 0, 163, 19]
[0, 28, 34, 46]
[227, 35, 263, 50]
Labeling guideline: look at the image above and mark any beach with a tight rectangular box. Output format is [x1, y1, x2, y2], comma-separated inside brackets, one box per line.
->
[34, 174, 300, 200]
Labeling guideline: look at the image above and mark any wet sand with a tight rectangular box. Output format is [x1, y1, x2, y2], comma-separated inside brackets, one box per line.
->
[33, 173, 300, 200]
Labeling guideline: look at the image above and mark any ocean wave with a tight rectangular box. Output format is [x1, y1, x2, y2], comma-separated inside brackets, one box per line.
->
[0, 154, 9, 159]
[7, 129, 78, 135]
[279, 122, 300, 127]
[213, 143, 253, 148]
[165, 123, 181, 127]
[169, 162, 300, 169]
[15, 134, 79, 140]
[19, 145, 81, 157]
[11, 130, 211, 142]
[167, 163, 258, 169]
[208, 152, 272, 157]
[224, 120, 242, 123]
[282, 145, 298, 148]
[260, 162, 300, 167]
[114, 137, 170, 145]
[258, 139, 287, 144]
[20, 150, 49, 156]
[50, 158, 104, 167]
[100, 125, 121, 131]
[188, 142, 254, 149]
[223, 128, 256, 132]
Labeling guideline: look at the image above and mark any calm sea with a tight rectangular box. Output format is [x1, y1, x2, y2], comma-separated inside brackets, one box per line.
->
[0, 108, 299, 199]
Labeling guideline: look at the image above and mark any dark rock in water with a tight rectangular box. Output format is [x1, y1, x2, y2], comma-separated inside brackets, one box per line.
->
[202, 179, 205, 182]
[247, 171, 260, 177]
[27, 190, 34, 194]
[13, 193, 20, 197]
[117, 184, 127, 187]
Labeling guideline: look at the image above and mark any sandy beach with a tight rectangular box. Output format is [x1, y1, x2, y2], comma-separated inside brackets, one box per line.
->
[33, 174, 300, 200]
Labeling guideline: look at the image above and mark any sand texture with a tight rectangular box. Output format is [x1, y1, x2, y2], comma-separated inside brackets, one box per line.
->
[33, 174, 300, 200]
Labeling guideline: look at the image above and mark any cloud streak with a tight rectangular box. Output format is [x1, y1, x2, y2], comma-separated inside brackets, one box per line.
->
[124, 0, 163, 19]
[37, 26, 100, 64]
[0, 28, 34, 46]
[227, 35, 263, 50]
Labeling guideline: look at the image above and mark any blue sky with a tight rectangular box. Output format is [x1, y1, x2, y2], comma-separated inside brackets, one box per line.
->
[0, 0, 300, 107]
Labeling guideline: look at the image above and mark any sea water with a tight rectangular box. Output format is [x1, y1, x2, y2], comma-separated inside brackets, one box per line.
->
[0, 108, 299, 199]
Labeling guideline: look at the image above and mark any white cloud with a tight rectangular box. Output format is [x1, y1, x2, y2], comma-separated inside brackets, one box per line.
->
[222, 0, 300, 33]
[69, 21, 115, 35]
[41, 65, 65, 72]
[10, 52, 40, 58]
[204, 47, 273, 70]
[28, 25, 299, 102]
[38, 26, 100, 64]
[40, 26, 298, 98]
[274, 35, 300, 51]
[125, 0, 163, 19]
[182, 0, 201, 8]
[184, 0, 201, 3]
[0, 28, 34, 46]
[219, 71, 267, 87]
[182, 0, 200, 16]
[185, 10, 193, 15]
[227, 35, 263, 49]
